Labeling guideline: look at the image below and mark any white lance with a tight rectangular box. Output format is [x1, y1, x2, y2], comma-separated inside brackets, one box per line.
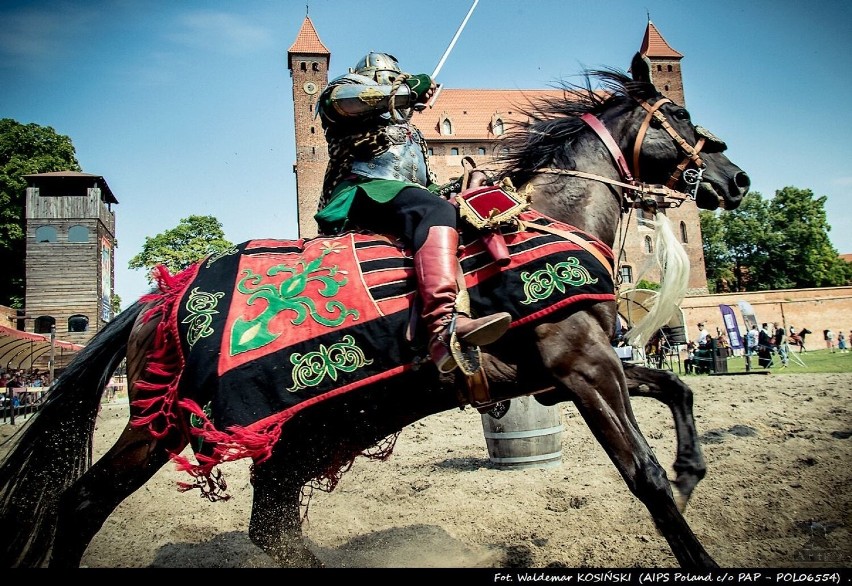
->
[415, 0, 480, 110]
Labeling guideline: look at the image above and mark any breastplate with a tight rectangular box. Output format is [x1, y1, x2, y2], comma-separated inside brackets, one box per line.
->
[350, 124, 429, 185]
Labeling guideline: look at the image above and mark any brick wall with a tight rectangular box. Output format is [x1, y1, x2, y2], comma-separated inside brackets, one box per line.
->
[678, 286, 852, 346]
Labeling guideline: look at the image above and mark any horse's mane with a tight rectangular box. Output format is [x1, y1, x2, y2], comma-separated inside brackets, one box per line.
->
[497, 68, 657, 185]
[494, 68, 688, 348]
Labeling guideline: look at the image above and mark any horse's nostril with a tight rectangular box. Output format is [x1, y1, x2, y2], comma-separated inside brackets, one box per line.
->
[735, 172, 750, 191]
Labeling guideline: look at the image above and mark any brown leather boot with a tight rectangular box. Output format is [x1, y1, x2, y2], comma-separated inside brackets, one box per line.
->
[415, 225, 512, 373]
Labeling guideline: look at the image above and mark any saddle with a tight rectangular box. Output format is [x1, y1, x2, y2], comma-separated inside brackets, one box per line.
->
[443, 161, 531, 408]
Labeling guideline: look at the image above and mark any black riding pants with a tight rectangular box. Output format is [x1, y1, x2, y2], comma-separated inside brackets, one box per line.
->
[347, 186, 457, 251]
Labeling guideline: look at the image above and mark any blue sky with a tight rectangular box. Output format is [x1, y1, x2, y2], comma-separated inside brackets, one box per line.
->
[2, 0, 851, 308]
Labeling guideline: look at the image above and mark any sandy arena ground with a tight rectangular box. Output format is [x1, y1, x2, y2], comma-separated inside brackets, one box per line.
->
[2, 371, 851, 569]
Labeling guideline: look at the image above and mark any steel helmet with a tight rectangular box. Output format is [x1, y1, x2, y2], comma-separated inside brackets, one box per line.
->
[351, 52, 402, 84]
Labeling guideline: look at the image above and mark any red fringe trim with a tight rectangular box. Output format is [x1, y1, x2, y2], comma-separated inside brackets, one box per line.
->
[129, 265, 207, 457]
[128, 263, 401, 502]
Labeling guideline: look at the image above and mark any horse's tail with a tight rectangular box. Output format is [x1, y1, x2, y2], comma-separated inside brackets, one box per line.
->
[624, 211, 690, 348]
[0, 300, 146, 568]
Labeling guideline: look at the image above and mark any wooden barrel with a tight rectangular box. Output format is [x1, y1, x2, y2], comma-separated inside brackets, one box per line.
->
[480, 395, 564, 469]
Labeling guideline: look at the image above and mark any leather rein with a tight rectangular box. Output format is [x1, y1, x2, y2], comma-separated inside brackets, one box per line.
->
[536, 97, 708, 212]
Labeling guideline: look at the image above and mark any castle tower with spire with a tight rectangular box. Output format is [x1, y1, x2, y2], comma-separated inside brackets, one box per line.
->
[288, 17, 709, 294]
[287, 15, 330, 238]
[639, 19, 685, 105]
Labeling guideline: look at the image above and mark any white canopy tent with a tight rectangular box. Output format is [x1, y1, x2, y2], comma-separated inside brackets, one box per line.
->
[617, 288, 688, 343]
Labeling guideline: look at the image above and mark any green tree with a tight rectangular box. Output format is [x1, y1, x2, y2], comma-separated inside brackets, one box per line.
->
[110, 294, 123, 316]
[129, 215, 234, 284]
[719, 192, 773, 290]
[0, 119, 81, 306]
[634, 279, 660, 291]
[763, 187, 852, 288]
[698, 210, 732, 292]
[699, 187, 851, 292]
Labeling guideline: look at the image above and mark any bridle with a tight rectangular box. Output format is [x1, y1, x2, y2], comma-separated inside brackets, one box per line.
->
[634, 98, 706, 196]
[535, 96, 722, 212]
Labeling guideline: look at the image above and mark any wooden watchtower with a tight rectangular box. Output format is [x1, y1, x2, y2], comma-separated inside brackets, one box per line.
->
[22, 171, 118, 346]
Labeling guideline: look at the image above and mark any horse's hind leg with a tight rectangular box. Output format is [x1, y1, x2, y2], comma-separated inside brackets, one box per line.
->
[623, 363, 706, 509]
[535, 318, 716, 569]
[50, 303, 188, 568]
[248, 455, 324, 568]
[50, 424, 187, 567]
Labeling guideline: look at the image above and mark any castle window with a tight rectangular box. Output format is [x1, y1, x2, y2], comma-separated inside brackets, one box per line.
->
[492, 117, 504, 136]
[644, 235, 653, 253]
[680, 221, 688, 243]
[34, 316, 55, 334]
[478, 147, 486, 155]
[664, 84, 670, 92]
[441, 118, 453, 135]
[667, 65, 673, 72]
[68, 225, 89, 243]
[657, 65, 662, 72]
[300, 62, 307, 71]
[35, 226, 57, 243]
[619, 265, 633, 284]
[310, 126, 315, 134]
[450, 147, 459, 156]
[68, 314, 89, 333]
[312, 62, 319, 71]
[428, 148, 434, 156]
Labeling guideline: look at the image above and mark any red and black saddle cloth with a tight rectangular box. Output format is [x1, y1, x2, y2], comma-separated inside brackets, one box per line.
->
[132, 210, 615, 489]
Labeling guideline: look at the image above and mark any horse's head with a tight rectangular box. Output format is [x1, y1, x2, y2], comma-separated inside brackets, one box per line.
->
[497, 55, 749, 213]
[623, 53, 749, 211]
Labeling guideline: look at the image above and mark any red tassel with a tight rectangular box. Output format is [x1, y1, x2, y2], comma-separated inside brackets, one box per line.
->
[482, 231, 511, 267]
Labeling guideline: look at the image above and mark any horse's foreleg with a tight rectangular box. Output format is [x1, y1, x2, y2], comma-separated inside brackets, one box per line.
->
[248, 457, 323, 568]
[623, 364, 706, 509]
[535, 322, 716, 569]
[50, 425, 186, 567]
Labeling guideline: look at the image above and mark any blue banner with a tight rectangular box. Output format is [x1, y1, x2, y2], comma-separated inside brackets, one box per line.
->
[720, 304, 745, 350]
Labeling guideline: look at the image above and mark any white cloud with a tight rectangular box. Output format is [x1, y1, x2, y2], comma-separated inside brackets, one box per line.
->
[0, 5, 97, 68]
[830, 176, 852, 187]
[168, 11, 274, 55]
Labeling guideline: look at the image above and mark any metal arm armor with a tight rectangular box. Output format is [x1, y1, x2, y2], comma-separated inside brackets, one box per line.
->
[319, 73, 418, 123]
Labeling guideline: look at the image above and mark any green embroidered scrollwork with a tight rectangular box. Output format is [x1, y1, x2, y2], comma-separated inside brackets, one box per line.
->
[230, 242, 360, 355]
[183, 287, 225, 349]
[206, 246, 239, 268]
[287, 334, 373, 392]
[189, 401, 214, 452]
[520, 256, 599, 305]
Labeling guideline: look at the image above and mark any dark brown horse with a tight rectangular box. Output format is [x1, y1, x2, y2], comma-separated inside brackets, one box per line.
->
[789, 327, 812, 352]
[0, 54, 748, 569]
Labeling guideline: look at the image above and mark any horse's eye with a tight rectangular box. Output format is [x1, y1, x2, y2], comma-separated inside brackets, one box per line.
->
[674, 109, 690, 121]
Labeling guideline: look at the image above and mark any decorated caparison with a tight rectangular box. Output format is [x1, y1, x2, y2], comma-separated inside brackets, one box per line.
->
[0, 54, 749, 569]
[133, 210, 614, 484]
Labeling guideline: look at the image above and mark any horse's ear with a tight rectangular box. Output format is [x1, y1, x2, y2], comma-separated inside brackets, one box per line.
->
[630, 52, 654, 85]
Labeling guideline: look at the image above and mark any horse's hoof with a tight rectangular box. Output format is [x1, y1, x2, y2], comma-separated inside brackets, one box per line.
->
[673, 489, 689, 514]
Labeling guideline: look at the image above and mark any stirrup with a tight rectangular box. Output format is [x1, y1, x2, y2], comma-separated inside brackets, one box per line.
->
[430, 315, 481, 375]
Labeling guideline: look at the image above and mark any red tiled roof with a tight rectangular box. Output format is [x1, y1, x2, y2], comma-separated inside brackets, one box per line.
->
[414, 88, 571, 141]
[841, 253, 852, 263]
[287, 16, 329, 56]
[640, 21, 683, 59]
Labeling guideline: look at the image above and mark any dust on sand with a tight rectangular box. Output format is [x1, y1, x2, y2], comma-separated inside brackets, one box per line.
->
[3, 372, 850, 568]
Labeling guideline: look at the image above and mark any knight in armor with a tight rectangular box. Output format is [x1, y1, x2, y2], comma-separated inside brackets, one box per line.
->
[314, 52, 511, 373]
